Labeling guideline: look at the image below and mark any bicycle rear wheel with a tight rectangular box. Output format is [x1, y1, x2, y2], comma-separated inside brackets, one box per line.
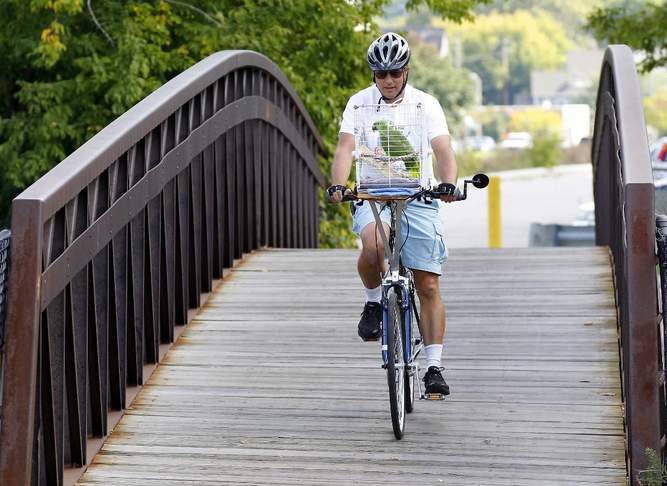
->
[386, 288, 406, 439]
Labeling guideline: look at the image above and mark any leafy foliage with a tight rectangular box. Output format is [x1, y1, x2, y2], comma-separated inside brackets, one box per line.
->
[525, 132, 561, 168]
[644, 88, 667, 135]
[476, 0, 602, 38]
[587, 1, 667, 72]
[507, 109, 562, 137]
[437, 10, 571, 104]
[507, 109, 562, 168]
[408, 40, 476, 132]
[638, 447, 667, 486]
[0, 0, 487, 244]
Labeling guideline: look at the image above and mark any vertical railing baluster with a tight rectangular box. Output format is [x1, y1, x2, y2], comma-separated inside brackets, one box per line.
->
[64, 191, 88, 467]
[108, 155, 128, 410]
[188, 97, 203, 307]
[144, 129, 162, 362]
[212, 81, 225, 275]
[202, 87, 215, 289]
[127, 144, 146, 386]
[88, 172, 109, 437]
[43, 208, 66, 486]
[160, 117, 176, 342]
[213, 132, 225, 276]
[175, 106, 190, 324]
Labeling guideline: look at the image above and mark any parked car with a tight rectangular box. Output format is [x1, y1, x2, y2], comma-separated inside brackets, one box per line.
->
[654, 177, 667, 216]
[650, 136, 667, 163]
[572, 201, 595, 227]
[500, 132, 532, 150]
[464, 135, 496, 152]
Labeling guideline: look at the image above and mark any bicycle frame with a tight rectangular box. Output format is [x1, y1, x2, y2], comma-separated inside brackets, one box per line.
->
[367, 201, 423, 370]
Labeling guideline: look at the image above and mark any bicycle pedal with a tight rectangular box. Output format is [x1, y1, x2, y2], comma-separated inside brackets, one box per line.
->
[421, 393, 446, 401]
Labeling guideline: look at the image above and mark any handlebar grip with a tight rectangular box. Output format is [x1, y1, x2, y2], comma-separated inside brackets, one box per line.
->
[428, 187, 463, 200]
[326, 185, 357, 202]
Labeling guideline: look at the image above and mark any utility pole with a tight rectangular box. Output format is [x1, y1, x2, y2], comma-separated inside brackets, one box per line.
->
[501, 37, 510, 105]
[454, 34, 462, 69]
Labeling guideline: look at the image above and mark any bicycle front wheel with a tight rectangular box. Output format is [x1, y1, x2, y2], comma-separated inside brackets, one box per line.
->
[404, 299, 416, 414]
[386, 288, 406, 439]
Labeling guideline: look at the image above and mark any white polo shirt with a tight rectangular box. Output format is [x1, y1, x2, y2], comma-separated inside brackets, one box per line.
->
[339, 84, 450, 185]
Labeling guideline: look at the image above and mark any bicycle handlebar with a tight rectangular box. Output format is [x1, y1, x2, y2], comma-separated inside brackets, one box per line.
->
[334, 173, 490, 203]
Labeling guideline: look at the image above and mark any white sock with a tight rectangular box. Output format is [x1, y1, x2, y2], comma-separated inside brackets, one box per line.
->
[365, 285, 382, 303]
[425, 344, 443, 369]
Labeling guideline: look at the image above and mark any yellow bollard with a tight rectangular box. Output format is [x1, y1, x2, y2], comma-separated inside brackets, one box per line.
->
[488, 176, 501, 248]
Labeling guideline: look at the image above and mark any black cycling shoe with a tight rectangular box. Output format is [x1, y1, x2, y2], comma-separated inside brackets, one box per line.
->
[358, 302, 382, 341]
[423, 366, 450, 396]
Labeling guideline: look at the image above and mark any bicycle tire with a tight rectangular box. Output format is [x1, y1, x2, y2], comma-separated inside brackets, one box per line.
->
[386, 288, 406, 439]
[404, 298, 416, 414]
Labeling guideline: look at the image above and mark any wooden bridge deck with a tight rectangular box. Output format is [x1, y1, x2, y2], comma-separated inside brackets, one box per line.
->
[77, 247, 626, 485]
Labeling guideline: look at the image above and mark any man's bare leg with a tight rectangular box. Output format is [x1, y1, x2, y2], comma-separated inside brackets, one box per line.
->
[413, 269, 445, 345]
[358, 222, 390, 287]
[413, 269, 450, 394]
[355, 221, 391, 340]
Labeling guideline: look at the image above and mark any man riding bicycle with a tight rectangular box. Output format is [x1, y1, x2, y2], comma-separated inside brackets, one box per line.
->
[327, 32, 458, 397]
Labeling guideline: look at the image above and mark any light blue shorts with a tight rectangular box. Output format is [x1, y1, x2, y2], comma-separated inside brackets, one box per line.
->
[351, 199, 448, 275]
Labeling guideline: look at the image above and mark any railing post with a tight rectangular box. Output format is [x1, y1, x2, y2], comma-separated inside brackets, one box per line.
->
[0, 199, 42, 486]
[593, 45, 662, 483]
[625, 184, 660, 479]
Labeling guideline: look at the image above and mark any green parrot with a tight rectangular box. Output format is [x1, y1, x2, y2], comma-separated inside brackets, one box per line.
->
[371, 120, 420, 179]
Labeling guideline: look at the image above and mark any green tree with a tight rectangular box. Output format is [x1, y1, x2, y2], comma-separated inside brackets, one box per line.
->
[408, 39, 476, 132]
[476, 0, 603, 39]
[644, 88, 667, 135]
[438, 10, 572, 105]
[0, 0, 487, 245]
[587, 1, 667, 72]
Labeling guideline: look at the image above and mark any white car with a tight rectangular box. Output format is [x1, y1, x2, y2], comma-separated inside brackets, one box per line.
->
[500, 132, 532, 150]
[464, 135, 496, 152]
[572, 201, 595, 227]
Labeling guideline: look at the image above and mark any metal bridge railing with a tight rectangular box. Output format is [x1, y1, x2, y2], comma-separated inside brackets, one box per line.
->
[0, 50, 324, 486]
[0, 229, 10, 429]
[592, 45, 660, 484]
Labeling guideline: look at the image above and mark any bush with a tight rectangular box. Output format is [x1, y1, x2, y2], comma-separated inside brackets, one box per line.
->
[508, 109, 562, 135]
[473, 108, 509, 142]
[525, 131, 562, 168]
[456, 150, 485, 176]
[639, 448, 667, 486]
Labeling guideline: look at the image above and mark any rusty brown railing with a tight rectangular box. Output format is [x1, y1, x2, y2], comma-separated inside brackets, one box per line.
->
[0, 50, 324, 486]
[592, 44, 660, 484]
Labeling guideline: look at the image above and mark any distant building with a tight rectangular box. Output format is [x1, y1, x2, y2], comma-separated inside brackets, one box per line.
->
[531, 49, 603, 105]
[406, 27, 449, 58]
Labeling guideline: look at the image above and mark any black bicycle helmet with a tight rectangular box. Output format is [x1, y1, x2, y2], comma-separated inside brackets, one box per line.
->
[367, 32, 411, 71]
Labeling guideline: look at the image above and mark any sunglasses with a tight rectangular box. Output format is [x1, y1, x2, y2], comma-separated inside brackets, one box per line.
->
[374, 69, 404, 80]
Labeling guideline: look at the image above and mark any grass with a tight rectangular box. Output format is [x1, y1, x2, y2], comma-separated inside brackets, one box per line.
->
[638, 448, 667, 486]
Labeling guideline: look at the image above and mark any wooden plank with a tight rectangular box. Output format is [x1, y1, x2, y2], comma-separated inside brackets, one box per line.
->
[78, 248, 627, 485]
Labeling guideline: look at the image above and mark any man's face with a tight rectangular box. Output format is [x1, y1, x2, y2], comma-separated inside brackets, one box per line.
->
[375, 68, 407, 100]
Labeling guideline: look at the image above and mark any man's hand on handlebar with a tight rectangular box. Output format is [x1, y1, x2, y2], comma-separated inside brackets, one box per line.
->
[326, 184, 354, 203]
[436, 182, 460, 203]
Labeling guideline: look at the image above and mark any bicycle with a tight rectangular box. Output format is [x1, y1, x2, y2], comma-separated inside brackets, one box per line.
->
[333, 173, 489, 439]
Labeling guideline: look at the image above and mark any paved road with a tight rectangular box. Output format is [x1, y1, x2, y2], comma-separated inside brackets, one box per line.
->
[440, 164, 594, 248]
